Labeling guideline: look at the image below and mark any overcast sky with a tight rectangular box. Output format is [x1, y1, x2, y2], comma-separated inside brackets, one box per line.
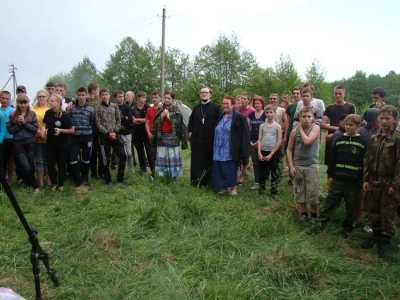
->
[1, 0, 398, 98]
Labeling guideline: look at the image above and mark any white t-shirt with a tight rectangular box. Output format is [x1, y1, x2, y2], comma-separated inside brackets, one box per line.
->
[295, 98, 325, 116]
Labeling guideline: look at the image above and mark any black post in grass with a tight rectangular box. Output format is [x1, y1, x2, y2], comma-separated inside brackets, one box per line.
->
[0, 175, 59, 299]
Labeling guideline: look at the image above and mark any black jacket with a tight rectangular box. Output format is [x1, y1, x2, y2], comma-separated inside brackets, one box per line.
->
[217, 110, 250, 161]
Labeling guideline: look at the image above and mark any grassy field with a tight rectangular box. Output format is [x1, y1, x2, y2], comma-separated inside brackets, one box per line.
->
[1, 147, 399, 299]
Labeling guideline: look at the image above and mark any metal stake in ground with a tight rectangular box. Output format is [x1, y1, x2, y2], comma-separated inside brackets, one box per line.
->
[0, 175, 59, 300]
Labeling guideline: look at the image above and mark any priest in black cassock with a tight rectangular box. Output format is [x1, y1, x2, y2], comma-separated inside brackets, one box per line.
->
[188, 87, 222, 187]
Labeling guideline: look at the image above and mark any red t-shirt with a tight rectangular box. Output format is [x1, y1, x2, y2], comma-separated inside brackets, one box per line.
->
[161, 118, 172, 133]
[145, 106, 158, 134]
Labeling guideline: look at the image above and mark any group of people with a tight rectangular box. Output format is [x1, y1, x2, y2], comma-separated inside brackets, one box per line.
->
[0, 82, 187, 194]
[1, 81, 400, 258]
[188, 84, 400, 258]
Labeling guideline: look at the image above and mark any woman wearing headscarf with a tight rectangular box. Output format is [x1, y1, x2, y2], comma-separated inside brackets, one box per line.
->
[151, 91, 187, 181]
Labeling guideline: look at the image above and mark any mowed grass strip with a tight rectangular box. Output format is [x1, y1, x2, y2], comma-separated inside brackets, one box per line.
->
[0, 148, 399, 299]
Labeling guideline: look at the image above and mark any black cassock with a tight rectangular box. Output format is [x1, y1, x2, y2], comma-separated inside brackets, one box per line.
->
[188, 101, 222, 187]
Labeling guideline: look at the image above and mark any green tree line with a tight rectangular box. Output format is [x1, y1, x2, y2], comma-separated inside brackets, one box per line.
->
[47, 34, 400, 109]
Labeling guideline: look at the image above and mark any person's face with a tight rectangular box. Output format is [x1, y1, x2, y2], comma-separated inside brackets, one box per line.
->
[46, 86, 55, 95]
[344, 121, 359, 136]
[373, 117, 381, 129]
[283, 94, 291, 103]
[100, 92, 110, 103]
[94, 87, 100, 97]
[126, 93, 134, 104]
[164, 94, 173, 106]
[115, 93, 124, 105]
[334, 89, 345, 102]
[265, 109, 275, 120]
[137, 96, 146, 104]
[379, 112, 396, 131]
[371, 93, 384, 103]
[48, 97, 59, 109]
[55, 87, 66, 98]
[37, 92, 48, 105]
[338, 119, 345, 129]
[301, 92, 312, 105]
[222, 99, 234, 113]
[200, 88, 210, 101]
[17, 100, 29, 110]
[77, 92, 87, 102]
[240, 96, 249, 108]
[253, 100, 262, 111]
[152, 94, 161, 106]
[300, 112, 314, 125]
[269, 95, 278, 107]
[292, 89, 301, 101]
[0, 93, 11, 107]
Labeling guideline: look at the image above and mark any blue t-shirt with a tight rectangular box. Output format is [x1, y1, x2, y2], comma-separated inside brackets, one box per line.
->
[1, 106, 14, 139]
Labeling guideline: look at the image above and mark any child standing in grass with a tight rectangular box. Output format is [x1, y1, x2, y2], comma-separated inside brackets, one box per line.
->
[257, 104, 282, 196]
[286, 106, 320, 223]
[310, 114, 368, 237]
[361, 105, 400, 258]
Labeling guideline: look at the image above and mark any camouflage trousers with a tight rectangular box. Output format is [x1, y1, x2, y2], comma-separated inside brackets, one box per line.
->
[366, 182, 400, 236]
[319, 180, 362, 230]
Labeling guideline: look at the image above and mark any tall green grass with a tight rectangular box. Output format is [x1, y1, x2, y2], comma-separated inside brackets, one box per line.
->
[0, 148, 399, 299]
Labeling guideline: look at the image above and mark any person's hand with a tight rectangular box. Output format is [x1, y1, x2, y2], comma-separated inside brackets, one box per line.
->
[258, 153, 263, 161]
[54, 128, 60, 136]
[109, 132, 117, 140]
[188, 132, 192, 139]
[66, 102, 73, 111]
[388, 186, 396, 195]
[327, 178, 333, 187]
[363, 182, 370, 191]
[148, 133, 152, 140]
[19, 116, 25, 124]
[265, 154, 271, 161]
[282, 137, 287, 145]
[289, 166, 296, 177]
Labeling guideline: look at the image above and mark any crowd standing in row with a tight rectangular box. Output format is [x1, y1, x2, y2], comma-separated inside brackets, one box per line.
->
[0, 82, 399, 258]
[188, 85, 400, 258]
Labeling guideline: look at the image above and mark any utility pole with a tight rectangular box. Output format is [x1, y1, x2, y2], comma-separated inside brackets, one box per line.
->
[1, 64, 18, 106]
[160, 7, 166, 102]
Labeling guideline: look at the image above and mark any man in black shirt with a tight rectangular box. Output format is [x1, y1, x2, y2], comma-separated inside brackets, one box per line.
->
[131, 91, 153, 173]
[115, 90, 133, 173]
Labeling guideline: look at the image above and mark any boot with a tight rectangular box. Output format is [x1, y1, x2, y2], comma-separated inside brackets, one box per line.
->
[378, 234, 391, 258]
[360, 230, 380, 249]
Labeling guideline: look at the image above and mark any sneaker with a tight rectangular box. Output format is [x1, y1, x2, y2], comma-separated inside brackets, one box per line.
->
[57, 186, 64, 192]
[339, 229, 351, 238]
[50, 184, 58, 191]
[82, 179, 89, 186]
[250, 183, 259, 190]
[106, 181, 113, 187]
[118, 179, 128, 184]
[309, 217, 317, 224]
[298, 215, 308, 223]
[149, 175, 155, 182]
[364, 225, 373, 233]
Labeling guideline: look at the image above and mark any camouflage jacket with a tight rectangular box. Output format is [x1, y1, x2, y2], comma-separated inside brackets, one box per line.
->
[363, 129, 400, 189]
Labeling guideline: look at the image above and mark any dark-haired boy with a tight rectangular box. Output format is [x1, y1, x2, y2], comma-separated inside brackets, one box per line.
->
[68, 87, 95, 187]
[361, 105, 400, 258]
[311, 114, 368, 237]
[95, 88, 127, 185]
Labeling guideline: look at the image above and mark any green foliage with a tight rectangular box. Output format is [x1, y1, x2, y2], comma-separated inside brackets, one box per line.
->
[46, 56, 98, 98]
[43, 34, 400, 110]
